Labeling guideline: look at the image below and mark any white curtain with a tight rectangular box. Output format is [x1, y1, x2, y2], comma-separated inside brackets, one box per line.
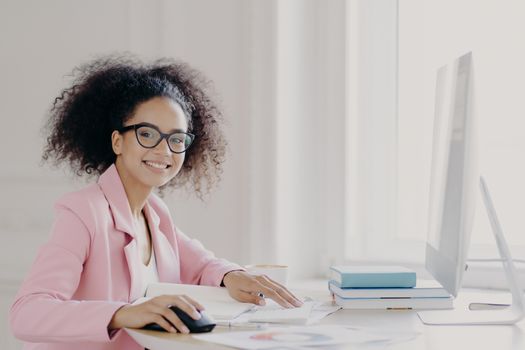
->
[244, 0, 348, 279]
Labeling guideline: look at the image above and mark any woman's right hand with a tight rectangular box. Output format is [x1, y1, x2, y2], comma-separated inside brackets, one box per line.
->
[108, 294, 204, 334]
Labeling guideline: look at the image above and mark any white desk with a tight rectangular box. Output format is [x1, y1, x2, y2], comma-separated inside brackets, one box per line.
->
[126, 280, 525, 350]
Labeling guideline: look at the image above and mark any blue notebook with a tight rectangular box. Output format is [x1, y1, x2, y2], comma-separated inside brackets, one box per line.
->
[328, 279, 449, 298]
[329, 265, 416, 288]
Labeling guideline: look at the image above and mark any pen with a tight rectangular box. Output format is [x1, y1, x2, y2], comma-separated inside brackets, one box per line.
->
[215, 321, 269, 330]
[254, 292, 265, 306]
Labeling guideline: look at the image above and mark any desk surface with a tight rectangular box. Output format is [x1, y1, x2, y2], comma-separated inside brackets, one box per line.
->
[126, 280, 525, 350]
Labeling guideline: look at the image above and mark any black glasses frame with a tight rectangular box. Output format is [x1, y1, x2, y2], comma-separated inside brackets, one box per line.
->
[117, 122, 195, 154]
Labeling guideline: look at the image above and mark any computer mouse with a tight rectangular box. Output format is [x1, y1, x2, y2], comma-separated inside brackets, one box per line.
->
[142, 306, 216, 333]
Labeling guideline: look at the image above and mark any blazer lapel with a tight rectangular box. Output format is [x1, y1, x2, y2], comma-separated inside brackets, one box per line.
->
[97, 164, 135, 236]
[144, 202, 180, 283]
[123, 239, 143, 300]
[98, 164, 142, 300]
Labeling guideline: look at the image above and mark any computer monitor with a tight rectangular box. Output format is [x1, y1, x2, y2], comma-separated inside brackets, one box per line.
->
[424, 52, 476, 298]
[418, 52, 525, 325]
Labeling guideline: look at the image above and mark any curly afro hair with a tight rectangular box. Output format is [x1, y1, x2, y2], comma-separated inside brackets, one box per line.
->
[42, 55, 227, 197]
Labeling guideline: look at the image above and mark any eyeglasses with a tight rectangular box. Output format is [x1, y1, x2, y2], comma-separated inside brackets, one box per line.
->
[117, 122, 195, 154]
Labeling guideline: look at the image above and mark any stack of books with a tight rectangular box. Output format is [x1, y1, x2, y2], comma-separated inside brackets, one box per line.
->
[328, 266, 453, 310]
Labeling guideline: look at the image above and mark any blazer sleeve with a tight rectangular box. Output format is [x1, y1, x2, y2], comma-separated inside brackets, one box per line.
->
[9, 205, 127, 343]
[175, 227, 244, 287]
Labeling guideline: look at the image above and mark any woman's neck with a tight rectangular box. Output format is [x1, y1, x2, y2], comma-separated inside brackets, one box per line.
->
[114, 160, 153, 219]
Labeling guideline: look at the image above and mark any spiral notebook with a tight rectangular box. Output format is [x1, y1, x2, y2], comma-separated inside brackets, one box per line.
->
[142, 283, 254, 320]
[140, 283, 331, 324]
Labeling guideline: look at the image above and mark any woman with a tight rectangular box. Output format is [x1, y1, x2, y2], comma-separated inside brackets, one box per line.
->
[9, 56, 302, 350]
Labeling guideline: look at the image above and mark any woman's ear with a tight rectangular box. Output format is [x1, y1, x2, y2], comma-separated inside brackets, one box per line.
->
[111, 130, 123, 155]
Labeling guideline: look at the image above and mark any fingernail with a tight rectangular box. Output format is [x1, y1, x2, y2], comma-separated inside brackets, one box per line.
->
[293, 300, 303, 307]
[258, 299, 266, 306]
[170, 327, 177, 333]
[182, 326, 190, 334]
[193, 312, 201, 319]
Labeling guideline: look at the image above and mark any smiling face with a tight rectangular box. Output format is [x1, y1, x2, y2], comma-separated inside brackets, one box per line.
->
[111, 97, 189, 192]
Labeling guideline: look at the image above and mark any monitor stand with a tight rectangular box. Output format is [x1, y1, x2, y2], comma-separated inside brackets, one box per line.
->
[418, 177, 525, 325]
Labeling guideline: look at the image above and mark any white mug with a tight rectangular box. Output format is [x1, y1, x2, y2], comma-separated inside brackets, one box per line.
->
[244, 264, 289, 286]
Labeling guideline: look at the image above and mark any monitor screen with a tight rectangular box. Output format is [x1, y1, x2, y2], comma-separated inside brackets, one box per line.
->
[425, 52, 477, 297]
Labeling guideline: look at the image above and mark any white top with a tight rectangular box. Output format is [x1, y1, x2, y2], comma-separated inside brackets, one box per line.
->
[140, 247, 159, 297]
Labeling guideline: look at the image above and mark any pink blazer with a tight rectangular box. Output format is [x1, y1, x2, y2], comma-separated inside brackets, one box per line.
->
[9, 164, 242, 350]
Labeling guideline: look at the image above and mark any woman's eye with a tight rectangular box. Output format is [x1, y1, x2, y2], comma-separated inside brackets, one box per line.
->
[169, 134, 185, 144]
[139, 131, 153, 138]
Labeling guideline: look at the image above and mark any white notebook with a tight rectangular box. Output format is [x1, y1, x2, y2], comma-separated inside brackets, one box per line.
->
[143, 283, 254, 320]
[141, 282, 320, 324]
[246, 300, 316, 324]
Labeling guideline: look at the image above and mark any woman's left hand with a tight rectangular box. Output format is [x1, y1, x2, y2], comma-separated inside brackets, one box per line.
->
[221, 270, 303, 308]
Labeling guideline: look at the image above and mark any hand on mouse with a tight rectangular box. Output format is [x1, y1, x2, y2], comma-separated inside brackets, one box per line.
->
[108, 294, 203, 334]
[221, 270, 303, 308]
